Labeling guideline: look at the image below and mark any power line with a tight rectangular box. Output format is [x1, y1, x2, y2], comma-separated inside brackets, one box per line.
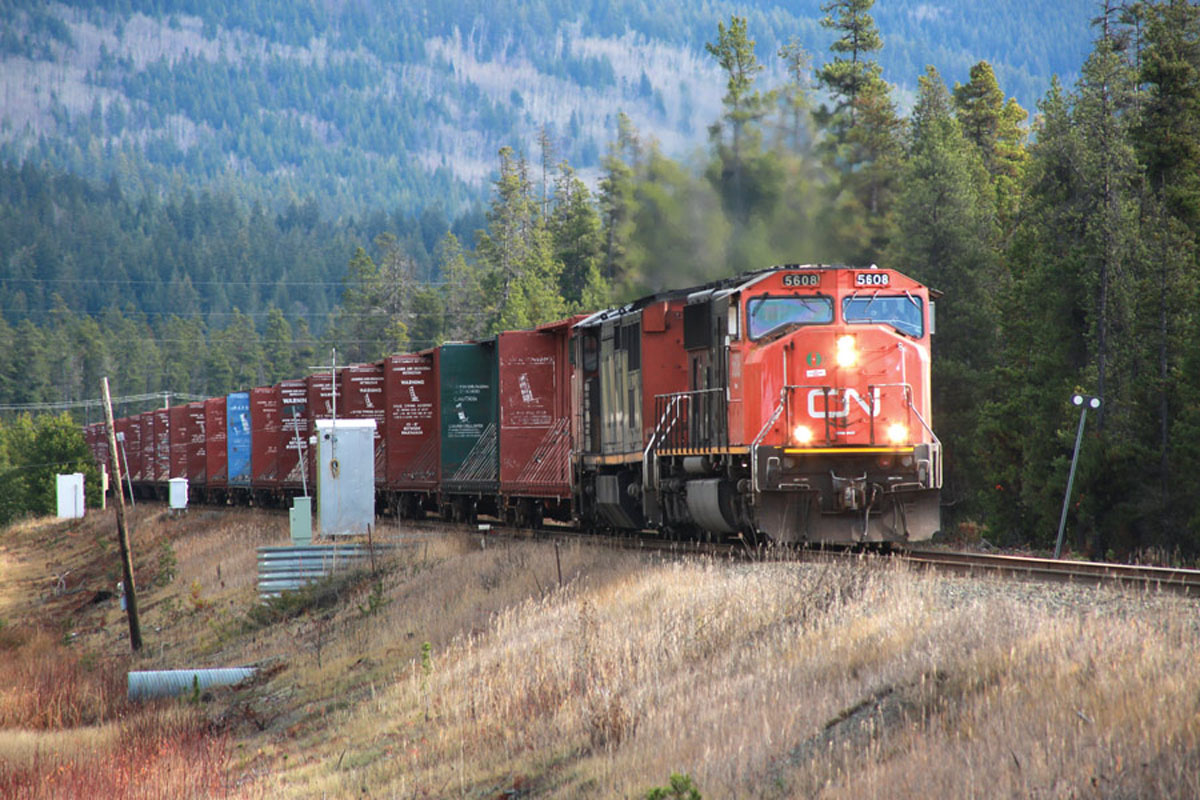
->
[0, 276, 353, 288]
[0, 277, 452, 289]
[0, 391, 209, 413]
[0, 309, 446, 318]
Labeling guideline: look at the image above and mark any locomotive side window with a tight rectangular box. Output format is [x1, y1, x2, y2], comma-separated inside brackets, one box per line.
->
[582, 332, 599, 371]
[626, 322, 641, 370]
[842, 294, 924, 337]
[747, 296, 833, 340]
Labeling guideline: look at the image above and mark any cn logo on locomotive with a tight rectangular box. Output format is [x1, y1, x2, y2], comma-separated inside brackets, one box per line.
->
[807, 387, 881, 419]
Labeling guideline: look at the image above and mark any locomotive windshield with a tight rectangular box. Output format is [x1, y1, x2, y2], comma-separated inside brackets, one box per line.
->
[842, 294, 924, 337]
[747, 296, 833, 340]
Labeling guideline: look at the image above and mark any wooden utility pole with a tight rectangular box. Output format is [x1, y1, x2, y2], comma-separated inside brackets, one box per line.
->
[102, 377, 142, 652]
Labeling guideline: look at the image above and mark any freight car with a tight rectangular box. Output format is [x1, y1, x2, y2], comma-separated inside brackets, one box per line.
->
[85, 264, 941, 545]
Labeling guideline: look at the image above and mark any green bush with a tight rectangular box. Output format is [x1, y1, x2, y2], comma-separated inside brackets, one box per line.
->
[644, 772, 702, 800]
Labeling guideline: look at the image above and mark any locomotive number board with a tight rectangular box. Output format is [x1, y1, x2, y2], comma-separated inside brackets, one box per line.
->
[854, 271, 890, 287]
[783, 273, 820, 287]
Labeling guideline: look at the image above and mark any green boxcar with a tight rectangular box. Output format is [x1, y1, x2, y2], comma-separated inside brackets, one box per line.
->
[439, 341, 499, 494]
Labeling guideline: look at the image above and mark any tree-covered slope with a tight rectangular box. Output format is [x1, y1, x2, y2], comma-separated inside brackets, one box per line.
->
[1, 0, 1092, 218]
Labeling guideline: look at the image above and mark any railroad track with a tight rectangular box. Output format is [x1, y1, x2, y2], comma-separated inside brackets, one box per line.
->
[520, 526, 1200, 597]
[900, 549, 1200, 596]
[151, 503, 1200, 597]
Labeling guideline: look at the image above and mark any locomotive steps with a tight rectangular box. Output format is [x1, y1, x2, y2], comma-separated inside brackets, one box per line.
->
[1, 506, 1199, 797]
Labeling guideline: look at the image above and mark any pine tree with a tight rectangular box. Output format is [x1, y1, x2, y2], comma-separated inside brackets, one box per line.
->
[993, 97, 1031, 234]
[262, 306, 294, 383]
[337, 236, 413, 362]
[814, 0, 902, 262]
[705, 15, 772, 222]
[1136, 0, 1200, 546]
[630, 146, 731, 289]
[776, 37, 814, 154]
[952, 62, 1005, 172]
[1136, 0, 1200, 231]
[548, 162, 605, 308]
[9, 320, 51, 405]
[439, 232, 486, 341]
[211, 308, 263, 391]
[815, 0, 883, 127]
[406, 286, 444, 350]
[598, 113, 641, 289]
[890, 67, 998, 519]
[476, 147, 567, 332]
[159, 315, 206, 395]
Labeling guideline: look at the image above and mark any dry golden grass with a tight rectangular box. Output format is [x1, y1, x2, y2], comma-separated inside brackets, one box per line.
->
[247, 549, 1200, 799]
[5, 508, 1200, 798]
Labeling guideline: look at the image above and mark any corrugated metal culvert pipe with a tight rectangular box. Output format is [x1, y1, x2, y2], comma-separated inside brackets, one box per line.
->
[127, 668, 257, 701]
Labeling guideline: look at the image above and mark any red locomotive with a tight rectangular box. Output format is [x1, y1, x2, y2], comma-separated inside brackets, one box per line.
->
[574, 264, 940, 543]
[86, 264, 941, 544]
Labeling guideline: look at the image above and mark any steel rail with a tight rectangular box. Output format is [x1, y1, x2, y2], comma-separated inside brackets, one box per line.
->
[901, 549, 1200, 596]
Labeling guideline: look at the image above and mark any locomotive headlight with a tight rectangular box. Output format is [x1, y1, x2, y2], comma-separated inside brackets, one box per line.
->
[886, 423, 908, 445]
[793, 425, 814, 445]
[835, 335, 858, 368]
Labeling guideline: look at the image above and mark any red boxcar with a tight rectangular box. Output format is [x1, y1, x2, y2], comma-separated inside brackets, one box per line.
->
[83, 423, 102, 471]
[185, 401, 207, 486]
[169, 406, 188, 478]
[277, 379, 309, 493]
[384, 351, 439, 511]
[204, 397, 228, 488]
[341, 362, 386, 485]
[497, 320, 577, 518]
[250, 385, 281, 488]
[154, 408, 171, 483]
[138, 411, 155, 484]
[305, 372, 336, 488]
[116, 416, 139, 484]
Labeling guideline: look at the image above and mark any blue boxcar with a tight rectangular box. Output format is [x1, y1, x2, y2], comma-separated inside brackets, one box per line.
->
[226, 391, 252, 486]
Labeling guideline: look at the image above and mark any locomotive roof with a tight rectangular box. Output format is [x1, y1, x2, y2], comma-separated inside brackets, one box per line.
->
[576, 264, 885, 328]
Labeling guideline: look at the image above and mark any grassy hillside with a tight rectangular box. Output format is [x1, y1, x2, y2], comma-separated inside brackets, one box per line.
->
[1, 508, 1198, 796]
[1, 1, 1093, 219]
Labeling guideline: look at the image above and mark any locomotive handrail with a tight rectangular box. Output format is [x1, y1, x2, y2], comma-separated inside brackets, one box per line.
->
[750, 391, 787, 494]
[644, 388, 729, 496]
[865, 381, 942, 487]
[653, 388, 727, 452]
[864, 382, 939, 442]
[751, 383, 836, 493]
[644, 393, 687, 495]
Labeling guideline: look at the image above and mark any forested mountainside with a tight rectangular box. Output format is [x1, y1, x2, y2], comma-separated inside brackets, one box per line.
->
[2, 0, 1091, 218]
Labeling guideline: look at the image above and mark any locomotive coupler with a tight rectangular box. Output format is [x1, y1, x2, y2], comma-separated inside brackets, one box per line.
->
[831, 471, 868, 511]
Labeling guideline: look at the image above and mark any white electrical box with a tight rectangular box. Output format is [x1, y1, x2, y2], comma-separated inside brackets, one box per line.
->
[168, 478, 188, 510]
[314, 419, 375, 536]
[56, 473, 85, 519]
